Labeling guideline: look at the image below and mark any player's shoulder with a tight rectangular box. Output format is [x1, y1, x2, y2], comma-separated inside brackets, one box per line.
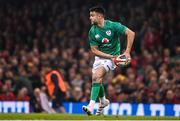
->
[105, 20, 118, 29]
[89, 25, 96, 35]
[105, 20, 115, 25]
[105, 19, 114, 24]
[105, 19, 121, 25]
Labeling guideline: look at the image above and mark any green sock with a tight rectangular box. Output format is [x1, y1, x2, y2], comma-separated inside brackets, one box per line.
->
[90, 83, 101, 101]
[99, 84, 105, 98]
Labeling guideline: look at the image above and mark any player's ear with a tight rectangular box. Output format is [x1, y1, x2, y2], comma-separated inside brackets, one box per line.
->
[100, 14, 104, 18]
[96, 13, 101, 18]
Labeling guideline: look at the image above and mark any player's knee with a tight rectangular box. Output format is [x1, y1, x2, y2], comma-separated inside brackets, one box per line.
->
[92, 75, 102, 83]
[92, 79, 102, 83]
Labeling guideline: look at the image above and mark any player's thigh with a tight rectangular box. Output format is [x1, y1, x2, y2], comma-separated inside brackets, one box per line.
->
[92, 66, 106, 82]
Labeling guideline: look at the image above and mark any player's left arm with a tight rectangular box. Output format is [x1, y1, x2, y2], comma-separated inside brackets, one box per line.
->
[112, 21, 135, 59]
[123, 28, 135, 58]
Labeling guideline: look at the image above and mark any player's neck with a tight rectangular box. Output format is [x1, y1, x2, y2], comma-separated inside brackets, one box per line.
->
[98, 19, 105, 28]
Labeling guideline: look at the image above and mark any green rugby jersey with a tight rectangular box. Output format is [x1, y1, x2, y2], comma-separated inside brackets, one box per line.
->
[88, 20, 127, 55]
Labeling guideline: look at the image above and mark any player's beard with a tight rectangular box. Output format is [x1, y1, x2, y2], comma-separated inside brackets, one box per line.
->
[91, 21, 98, 25]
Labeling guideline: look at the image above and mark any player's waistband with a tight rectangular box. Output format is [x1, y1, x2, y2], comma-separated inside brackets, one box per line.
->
[95, 56, 111, 61]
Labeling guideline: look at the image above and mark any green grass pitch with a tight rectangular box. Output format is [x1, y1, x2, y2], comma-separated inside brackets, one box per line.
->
[0, 114, 179, 120]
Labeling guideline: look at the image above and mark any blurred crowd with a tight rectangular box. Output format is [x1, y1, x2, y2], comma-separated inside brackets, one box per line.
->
[0, 0, 179, 112]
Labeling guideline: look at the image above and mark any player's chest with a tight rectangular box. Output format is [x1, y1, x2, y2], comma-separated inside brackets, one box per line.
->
[94, 28, 115, 44]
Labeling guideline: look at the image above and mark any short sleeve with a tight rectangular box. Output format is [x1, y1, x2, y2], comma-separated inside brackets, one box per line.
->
[88, 29, 99, 46]
[113, 22, 127, 35]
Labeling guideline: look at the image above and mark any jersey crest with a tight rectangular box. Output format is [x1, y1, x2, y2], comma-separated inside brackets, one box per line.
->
[106, 30, 111, 36]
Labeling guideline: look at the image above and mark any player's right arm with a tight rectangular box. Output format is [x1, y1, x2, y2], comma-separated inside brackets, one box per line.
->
[90, 45, 114, 59]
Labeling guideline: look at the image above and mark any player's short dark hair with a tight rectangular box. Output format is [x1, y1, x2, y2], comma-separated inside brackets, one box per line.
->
[89, 6, 105, 16]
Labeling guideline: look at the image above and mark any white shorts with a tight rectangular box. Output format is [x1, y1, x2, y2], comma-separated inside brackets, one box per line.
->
[92, 56, 116, 73]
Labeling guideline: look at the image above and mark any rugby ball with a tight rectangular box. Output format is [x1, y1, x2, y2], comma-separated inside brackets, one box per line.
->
[113, 55, 131, 66]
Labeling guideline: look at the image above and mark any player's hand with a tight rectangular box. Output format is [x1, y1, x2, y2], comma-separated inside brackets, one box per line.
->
[123, 52, 131, 58]
[111, 55, 117, 61]
[122, 52, 131, 63]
